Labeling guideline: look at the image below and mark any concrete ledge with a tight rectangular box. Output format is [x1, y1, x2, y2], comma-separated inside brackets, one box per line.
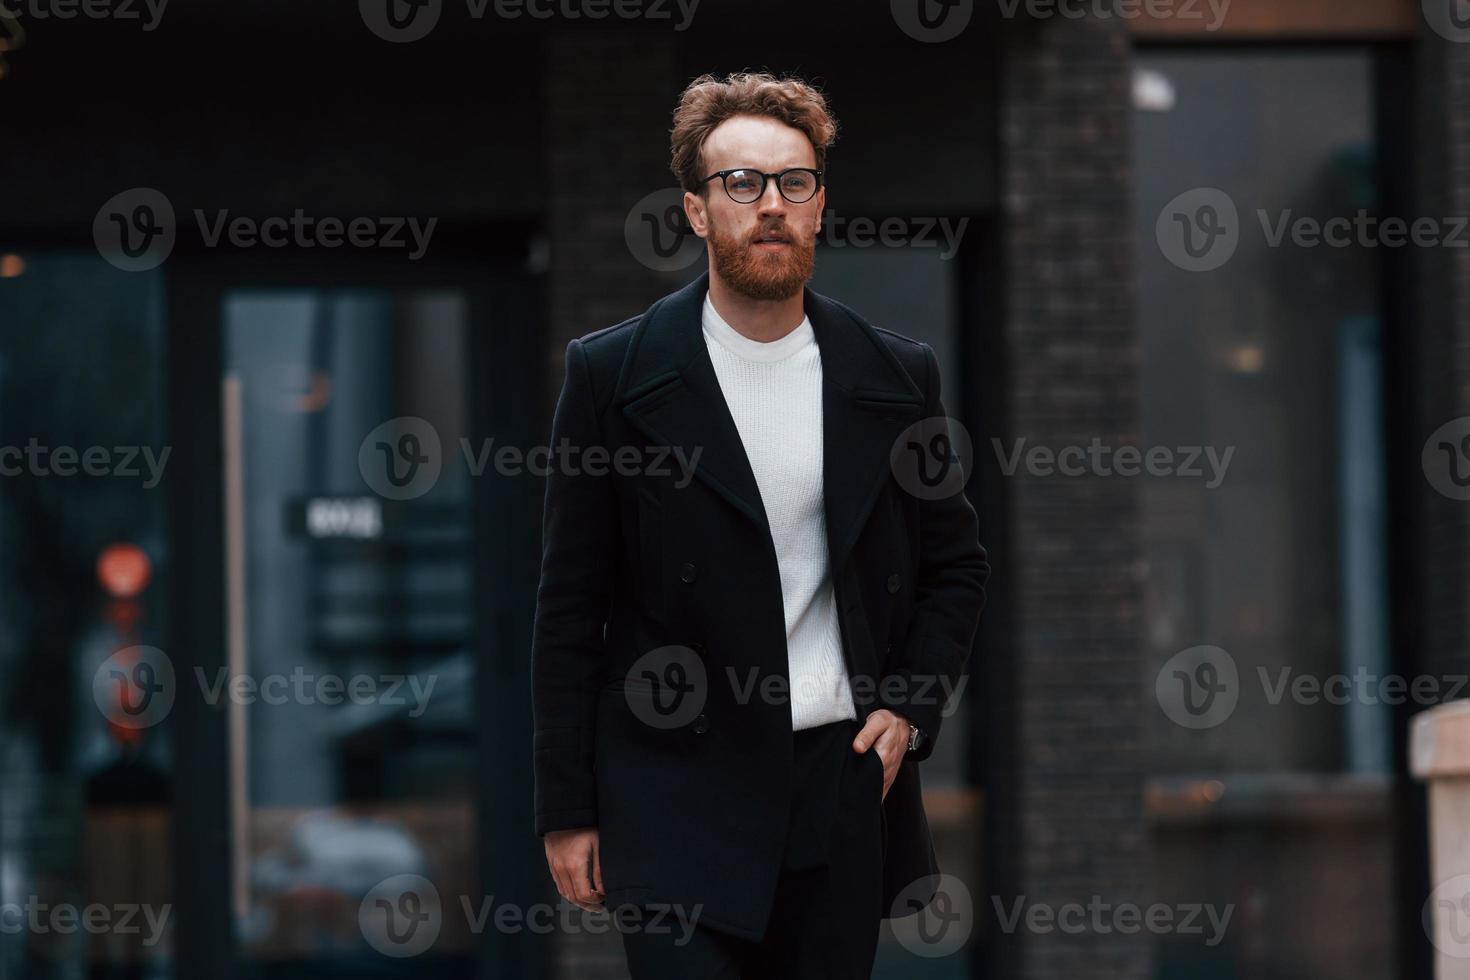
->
[1412, 700, 1470, 780]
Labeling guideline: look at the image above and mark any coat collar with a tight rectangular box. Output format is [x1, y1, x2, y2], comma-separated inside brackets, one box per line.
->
[615, 270, 924, 569]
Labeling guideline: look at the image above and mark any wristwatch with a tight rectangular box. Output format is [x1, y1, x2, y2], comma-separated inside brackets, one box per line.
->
[905, 722, 927, 755]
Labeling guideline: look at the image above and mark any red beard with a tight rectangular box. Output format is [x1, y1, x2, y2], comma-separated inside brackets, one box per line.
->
[708, 221, 816, 301]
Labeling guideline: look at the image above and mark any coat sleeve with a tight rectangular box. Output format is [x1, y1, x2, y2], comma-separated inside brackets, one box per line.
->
[876, 342, 989, 762]
[532, 338, 618, 836]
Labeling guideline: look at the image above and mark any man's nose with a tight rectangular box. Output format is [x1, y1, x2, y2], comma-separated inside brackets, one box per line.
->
[757, 179, 787, 218]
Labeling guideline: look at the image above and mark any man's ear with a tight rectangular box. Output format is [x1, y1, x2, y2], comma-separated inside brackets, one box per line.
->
[815, 185, 826, 233]
[683, 190, 709, 240]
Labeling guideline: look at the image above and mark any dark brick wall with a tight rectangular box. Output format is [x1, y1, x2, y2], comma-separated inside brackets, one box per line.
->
[543, 28, 685, 399]
[541, 29, 681, 977]
[1413, 24, 1470, 690]
[995, 15, 1151, 980]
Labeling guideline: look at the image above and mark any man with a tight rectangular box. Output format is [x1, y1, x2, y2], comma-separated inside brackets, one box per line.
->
[533, 71, 988, 977]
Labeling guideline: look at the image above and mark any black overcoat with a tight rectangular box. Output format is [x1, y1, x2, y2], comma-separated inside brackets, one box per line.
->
[531, 270, 989, 940]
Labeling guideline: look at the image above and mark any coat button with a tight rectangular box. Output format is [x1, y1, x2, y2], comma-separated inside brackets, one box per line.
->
[680, 562, 698, 584]
[692, 714, 708, 734]
[886, 573, 901, 594]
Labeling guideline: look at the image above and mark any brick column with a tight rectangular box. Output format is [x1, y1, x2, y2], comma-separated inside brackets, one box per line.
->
[996, 15, 1151, 980]
[1414, 20, 1470, 688]
[544, 28, 683, 405]
[541, 28, 681, 978]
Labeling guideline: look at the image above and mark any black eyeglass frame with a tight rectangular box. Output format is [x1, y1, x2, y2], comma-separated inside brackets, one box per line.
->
[698, 167, 825, 204]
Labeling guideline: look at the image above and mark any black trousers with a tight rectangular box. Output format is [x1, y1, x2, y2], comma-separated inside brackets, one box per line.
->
[618, 718, 886, 980]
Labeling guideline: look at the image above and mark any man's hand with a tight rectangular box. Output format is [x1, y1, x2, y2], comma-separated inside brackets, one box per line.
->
[544, 827, 604, 912]
[852, 708, 912, 800]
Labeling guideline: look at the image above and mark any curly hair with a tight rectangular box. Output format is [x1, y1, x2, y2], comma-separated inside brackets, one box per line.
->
[670, 72, 838, 193]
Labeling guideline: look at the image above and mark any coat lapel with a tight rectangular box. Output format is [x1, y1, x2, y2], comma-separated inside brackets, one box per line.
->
[616, 271, 925, 570]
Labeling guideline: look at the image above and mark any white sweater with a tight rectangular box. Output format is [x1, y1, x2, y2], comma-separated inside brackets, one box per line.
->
[701, 292, 858, 731]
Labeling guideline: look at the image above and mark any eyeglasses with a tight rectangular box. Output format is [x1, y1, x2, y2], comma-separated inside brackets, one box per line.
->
[699, 167, 823, 205]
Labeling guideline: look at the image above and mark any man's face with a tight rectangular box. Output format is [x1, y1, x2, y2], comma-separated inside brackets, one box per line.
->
[683, 114, 825, 301]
